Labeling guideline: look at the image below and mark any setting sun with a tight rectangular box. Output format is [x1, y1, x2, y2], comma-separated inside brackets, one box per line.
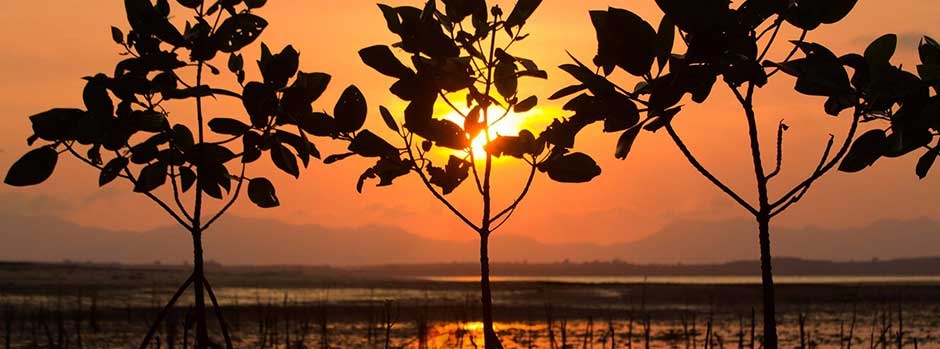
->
[439, 105, 547, 159]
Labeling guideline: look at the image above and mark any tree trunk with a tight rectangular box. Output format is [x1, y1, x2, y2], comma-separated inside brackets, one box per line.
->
[757, 215, 777, 349]
[192, 231, 209, 348]
[480, 233, 502, 349]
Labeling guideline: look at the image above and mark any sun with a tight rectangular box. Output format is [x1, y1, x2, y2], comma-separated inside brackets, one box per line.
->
[440, 106, 539, 159]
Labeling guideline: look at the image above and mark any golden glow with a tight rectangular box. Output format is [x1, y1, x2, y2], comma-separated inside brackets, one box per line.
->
[440, 106, 540, 159]
[463, 321, 485, 331]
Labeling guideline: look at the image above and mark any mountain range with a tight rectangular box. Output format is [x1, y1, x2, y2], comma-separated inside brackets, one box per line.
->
[2, 210, 939, 266]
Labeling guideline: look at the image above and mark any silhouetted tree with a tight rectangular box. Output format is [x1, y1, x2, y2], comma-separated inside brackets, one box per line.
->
[836, 36, 940, 179]
[548, 1, 899, 348]
[3, 1, 361, 348]
[330, 1, 601, 348]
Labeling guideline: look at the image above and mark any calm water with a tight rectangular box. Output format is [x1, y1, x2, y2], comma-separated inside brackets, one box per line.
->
[420, 275, 940, 284]
[4, 275, 940, 348]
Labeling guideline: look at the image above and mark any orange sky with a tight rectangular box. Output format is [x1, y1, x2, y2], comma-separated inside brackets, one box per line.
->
[1, 0, 939, 247]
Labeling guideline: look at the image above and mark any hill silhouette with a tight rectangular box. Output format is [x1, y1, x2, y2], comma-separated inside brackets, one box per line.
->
[3, 209, 940, 266]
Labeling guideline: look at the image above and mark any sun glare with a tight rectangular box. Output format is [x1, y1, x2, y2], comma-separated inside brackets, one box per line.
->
[440, 106, 542, 159]
[463, 321, 486, 331]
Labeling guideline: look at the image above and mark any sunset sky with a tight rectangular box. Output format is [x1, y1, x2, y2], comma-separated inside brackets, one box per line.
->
[1, 0, 939, 258]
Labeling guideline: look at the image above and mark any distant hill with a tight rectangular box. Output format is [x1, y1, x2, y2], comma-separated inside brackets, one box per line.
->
[2, 210, 940, 265]
[355, 257, 940, 277]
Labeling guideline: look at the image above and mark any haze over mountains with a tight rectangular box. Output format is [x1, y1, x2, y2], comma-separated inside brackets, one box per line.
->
[3, 208, 939, 266]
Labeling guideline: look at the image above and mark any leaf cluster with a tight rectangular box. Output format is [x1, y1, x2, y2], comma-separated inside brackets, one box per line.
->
[5, 0, 360, 212]
[552, 0, 860, 161]
[827, 36, 940, 178]
[331, 0, 601, 197]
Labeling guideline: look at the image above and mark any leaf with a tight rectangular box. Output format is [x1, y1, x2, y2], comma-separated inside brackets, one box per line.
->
[558, 61, 616, 96]
[504, 0, 542, 29]
[172, 124, 195, 152]
[334, 85, 368, 132]
[277, 129, 319, 167]
[271, 143, 300, 178]
[414, 119, 469, 150]
[864, 34, 897, 66]
[495, 60, 518, 99]
[550, 85, 587, 100]
[784, 0, 857, 30]
[124, 0, 186, 47]
[209, 118, 250, 136]
[770, 42, 852, 97]
[242, 82, 278, 128]
[516, 70, 548, 79]
[177, 0, 202, 9]
[377, 4, 401, 33]
[427, 155, 472, 195]
[198, 163, 230, 199]
[228, 53, 244, 73]
[442, 0, 484, 22]
[248, 177, 280, 208]
[111, 26, 125, 44]
[839, 129, 887, 173]
[291, 72, 331, 103]
[99, 157, 129, 186]
[258, 45, 300, 88]
[539, 117, 591, 149]
[130, 142, 159, 164]
[615, 126, 642, 160]
[357, 168, 376, 193]
[916, 147, 940, 179]
[918, 64, 940, 92]
[643, 107, 681, 132]
[602, 95, 640, 132]
[541, 152, 602, 183]
[371, 157, 412, 188]
[245, 0, 267, 9]
[30, 108, 84, 141]
[379, 106, 400, 132]
[484, 130, 538, 159]
[155, 0, 169, 16]
[186, 143, 237, 166]
[348, 130, 398, 158]
[213, 13, 268, 53]
[179, 167, 196, 192]
[282, 73, 330, 117]
[920, 36, 940, 66]
[324, 152, 356, 164]
[655, 15, 674, 72]
[359, 45, 414, 79]
[514, 96, 538, 113]
[592, 8, 657, 77]
[297, 112, 336, 137]
[134, 162, 167, 193]
[737, 0, 784, 30]
[4, 147, 58, 187]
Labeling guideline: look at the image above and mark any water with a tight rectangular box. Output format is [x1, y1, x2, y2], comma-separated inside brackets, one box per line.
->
[420, 275, 940, 284]
[4, 275, 940, 348]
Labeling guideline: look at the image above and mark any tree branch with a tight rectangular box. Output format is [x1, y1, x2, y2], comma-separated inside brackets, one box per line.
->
[665, 124, 759, 215]
[63, 144, 193, 231]
[404, 134, 481, 232]
[771, 112, 861, 211]
[490, 158, 537, 226]
[169, 166, 194, 222]
[202, 277, 234, 349]
[766, 120, 788, 180]
[766, 30, 808, 78]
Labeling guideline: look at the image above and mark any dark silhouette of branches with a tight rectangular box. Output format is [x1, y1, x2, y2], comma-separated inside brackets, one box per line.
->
[328, 1, 602, 348]
[4, 1, 361, 348]
[549, 1, 923, 348]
